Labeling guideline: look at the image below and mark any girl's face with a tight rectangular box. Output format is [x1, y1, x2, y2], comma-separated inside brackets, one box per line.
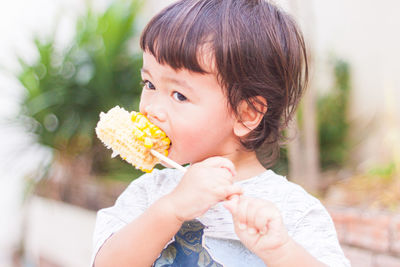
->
[139, 52, 240, 165]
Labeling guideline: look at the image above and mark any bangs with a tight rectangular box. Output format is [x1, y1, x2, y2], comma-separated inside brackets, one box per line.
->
[140, 0, 217, 74]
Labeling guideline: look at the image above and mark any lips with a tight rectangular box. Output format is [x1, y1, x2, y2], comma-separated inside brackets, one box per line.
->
[167, 138, 173, 157]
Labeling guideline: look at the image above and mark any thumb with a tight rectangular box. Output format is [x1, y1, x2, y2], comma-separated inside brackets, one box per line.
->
[223, 194, 240, 214]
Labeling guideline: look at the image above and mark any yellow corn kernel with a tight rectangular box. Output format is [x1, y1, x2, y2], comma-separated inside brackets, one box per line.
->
[144, 137, 153, 148]
[137, 118, 147, 129]
[130, 112, 137, 122]
[132, 128, 145, 141]
[153, 129, 166, 138]
[162, 137, 171, 145]
[150, 125, 158, 132]
[143, 128, 152, 137]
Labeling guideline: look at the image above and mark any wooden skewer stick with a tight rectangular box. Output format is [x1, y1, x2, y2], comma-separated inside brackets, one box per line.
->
[150, 149, 187, 172]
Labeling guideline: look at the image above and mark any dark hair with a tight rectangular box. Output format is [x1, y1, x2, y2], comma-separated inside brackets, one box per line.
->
[140, 0, 308, 167]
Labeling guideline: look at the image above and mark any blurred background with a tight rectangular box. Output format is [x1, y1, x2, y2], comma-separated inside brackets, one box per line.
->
[0, 0, 399, 266]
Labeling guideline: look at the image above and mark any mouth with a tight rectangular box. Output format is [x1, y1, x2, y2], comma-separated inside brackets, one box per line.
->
[167, 141, 172, 156]
[153, 124, 172, 156]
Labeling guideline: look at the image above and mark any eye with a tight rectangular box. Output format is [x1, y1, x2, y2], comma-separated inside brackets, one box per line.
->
[141, 80, 155, 90]
[172, 91, 187, 102]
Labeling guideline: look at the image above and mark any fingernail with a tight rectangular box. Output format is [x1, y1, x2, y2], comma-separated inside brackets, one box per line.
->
[238, 223, 246, 230]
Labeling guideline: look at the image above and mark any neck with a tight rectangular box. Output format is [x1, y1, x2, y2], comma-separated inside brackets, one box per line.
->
[224, 149, 267, 182]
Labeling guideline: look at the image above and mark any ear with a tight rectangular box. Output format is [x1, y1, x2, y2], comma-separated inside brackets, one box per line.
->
[233, 96, 267, 137]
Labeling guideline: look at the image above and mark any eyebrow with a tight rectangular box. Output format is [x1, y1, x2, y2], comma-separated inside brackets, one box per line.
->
[141, 68, 194, 92]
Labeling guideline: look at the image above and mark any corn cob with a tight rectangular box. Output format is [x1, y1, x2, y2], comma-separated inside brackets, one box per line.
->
[95, 106, 171, 172]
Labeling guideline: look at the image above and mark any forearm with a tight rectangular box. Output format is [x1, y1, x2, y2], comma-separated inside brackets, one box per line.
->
[260, 238, 327, 267]
[94, 196, 182, 267]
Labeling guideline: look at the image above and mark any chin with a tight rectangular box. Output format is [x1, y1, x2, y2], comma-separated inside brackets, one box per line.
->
[166, 149, 184, 165]
[167, 146, 209, 166]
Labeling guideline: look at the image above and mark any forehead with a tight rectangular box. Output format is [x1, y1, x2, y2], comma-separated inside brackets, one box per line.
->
[143, 40, 217, 73]
[142, 49, 217, 80]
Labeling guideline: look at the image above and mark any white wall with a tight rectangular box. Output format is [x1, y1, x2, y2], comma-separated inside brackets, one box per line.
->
[311, 0, 400, 167]
[24, 197, 97, 267]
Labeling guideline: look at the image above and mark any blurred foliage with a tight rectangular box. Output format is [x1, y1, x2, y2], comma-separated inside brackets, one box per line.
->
[272, 59, 351, 175]
[317, 59, 351, 170]
[327, 161, 400, 211]
[17, 0, 144, 180]
[270, 147, 289, 176]
[368, 161, 397, 180]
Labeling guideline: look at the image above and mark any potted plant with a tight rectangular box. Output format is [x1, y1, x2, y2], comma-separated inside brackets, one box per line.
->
[17, 0, 144, 210]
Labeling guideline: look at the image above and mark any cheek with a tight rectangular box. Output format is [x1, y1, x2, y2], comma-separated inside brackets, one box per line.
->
[174, 113, 234, 152]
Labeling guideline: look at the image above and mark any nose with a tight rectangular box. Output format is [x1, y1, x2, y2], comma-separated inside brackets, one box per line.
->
[140, 103, 167, 123]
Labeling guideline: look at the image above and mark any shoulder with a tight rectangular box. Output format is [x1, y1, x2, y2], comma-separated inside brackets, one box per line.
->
[237, 170, 320, 207]
[238, 170, 324, 227]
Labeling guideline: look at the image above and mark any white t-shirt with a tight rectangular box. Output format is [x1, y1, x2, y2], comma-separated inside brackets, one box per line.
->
[91, 168, 350, 266]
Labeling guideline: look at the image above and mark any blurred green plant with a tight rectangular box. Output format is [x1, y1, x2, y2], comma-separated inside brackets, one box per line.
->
[17, 0, 144, 181]
[272, 59, 351, 175]
[270, 147, 289, 175]
[317, 59, 351, 169]
[368, 161, 397, 182]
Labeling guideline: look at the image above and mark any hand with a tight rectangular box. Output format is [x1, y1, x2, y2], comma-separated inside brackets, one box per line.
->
[224, 196, 290, 259]
[165, 157, 243, 222]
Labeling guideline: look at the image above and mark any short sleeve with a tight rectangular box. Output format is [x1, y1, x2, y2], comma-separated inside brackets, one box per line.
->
[90, 173, 152, 266]
[290, 200, 351, 267]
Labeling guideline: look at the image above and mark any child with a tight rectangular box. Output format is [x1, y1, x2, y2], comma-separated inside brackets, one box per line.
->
[92, 0, 350, 266]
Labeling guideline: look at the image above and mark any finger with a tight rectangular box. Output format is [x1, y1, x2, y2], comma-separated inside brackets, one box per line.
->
[234, 197, 261, 235]
[254, 203, 281, 234]
[214, 184, 238, 200]
[223, 194, 239, 214]
[227, 193, 240, 201]
[236, 196, 250, 231]
[268, 208, 284, 232]
[240, 198, 266, 235]
[224, 184, 243, 199]
[218, 168, 236, 184]
[215, 184, 242, 200]
[245, 199, 262, 230]
[202, 157, 237, 177]
[254, 206, 272, 234]
[214, 185, 228, 200]
[211, 168, 235, 186]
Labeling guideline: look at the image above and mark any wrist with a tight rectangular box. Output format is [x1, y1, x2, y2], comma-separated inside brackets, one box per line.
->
[157, 194, 186, 224]
[259, 237, 297, 266]
[260, 238, 327, 267]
